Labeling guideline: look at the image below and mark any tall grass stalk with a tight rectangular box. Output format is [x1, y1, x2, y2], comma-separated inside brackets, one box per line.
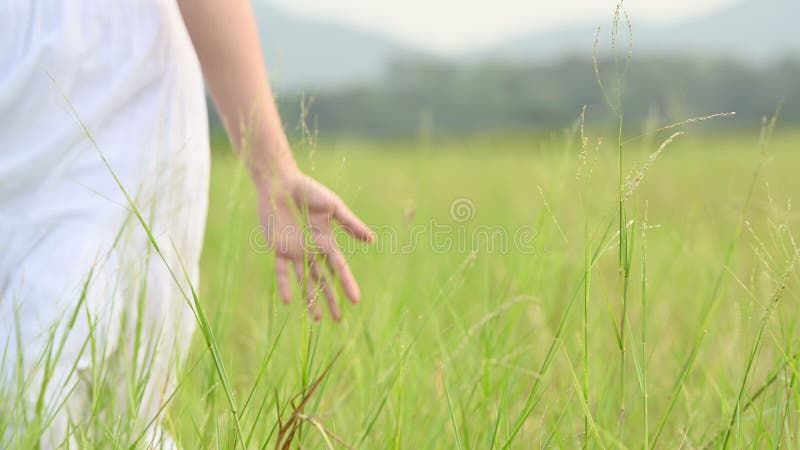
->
[577, 104, 593, 448]
[641, 203, 649, 448]
[593, 2, 634, 439]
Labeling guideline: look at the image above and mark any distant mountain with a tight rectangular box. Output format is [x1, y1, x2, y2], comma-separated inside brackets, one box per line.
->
[252, 2, 423, 89]
[250, 0, 799, 90]
[488, 0, 800, 63]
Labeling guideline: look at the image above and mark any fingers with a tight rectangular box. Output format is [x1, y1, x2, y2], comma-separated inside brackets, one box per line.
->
[310, 262, 340, 321]
[285, 255, 344, 321]
[333, 199, 375, 243]
[293, 261, 322, 321]
[292, 259, 341, 321]
[273, 174, 371, 321]
[274, 257, 292, 304]
[314, 233, 360, 304]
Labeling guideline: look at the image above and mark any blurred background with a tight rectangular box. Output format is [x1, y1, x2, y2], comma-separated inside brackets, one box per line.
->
[210, 0, 799, 139]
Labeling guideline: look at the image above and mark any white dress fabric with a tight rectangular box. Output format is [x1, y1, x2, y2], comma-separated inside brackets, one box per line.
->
[0, 0, 209, 447]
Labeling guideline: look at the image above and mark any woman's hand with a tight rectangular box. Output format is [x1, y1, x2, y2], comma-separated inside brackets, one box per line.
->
[178, 0, 373, 320]
[257, 169, 374, 321]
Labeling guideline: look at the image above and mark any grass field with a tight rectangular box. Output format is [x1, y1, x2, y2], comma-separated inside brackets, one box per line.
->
[162, 126, 800, 448]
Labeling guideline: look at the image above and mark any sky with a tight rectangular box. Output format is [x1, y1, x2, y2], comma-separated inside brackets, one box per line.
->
[265, 0, 736, 54]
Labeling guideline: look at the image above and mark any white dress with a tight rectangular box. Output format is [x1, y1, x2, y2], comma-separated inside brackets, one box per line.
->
[0, 0, 208, 447]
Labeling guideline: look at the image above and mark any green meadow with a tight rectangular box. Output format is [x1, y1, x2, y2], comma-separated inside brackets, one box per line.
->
[169, 126, 800, 448]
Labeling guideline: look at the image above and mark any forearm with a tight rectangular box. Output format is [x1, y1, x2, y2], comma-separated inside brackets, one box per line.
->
[177, 0, 297, 184]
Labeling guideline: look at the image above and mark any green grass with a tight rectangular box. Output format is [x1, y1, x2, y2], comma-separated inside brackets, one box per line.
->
[5, 123, 800, 448]
[161, 127, 800, 448]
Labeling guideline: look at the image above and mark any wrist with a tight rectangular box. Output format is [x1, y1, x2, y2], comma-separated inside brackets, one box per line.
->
[251, 157, 301, 196]
[247, 138, 301, 193]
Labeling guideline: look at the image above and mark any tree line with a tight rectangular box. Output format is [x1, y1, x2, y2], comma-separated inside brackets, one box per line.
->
[210, 55, 800, 139]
